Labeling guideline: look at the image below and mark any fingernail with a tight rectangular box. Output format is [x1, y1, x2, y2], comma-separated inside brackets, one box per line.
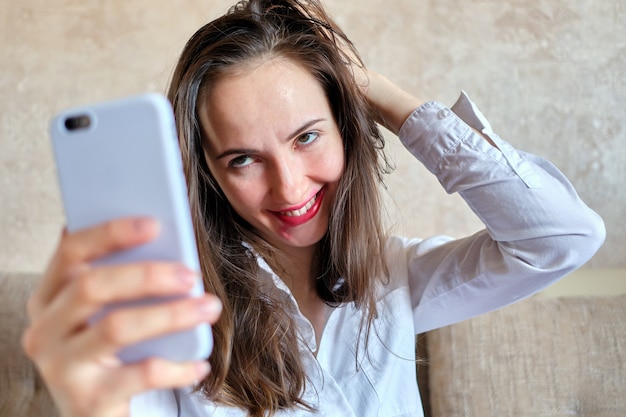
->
[196, 361, 211, 378]
[198, 297, 222, 317]
[97, 355, 122, 368]
[176, 266, 197, 285]
[133, 218, 159, 235]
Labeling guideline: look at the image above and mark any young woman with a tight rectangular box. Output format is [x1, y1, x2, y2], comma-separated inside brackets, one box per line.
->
[23, 1, 605, 416]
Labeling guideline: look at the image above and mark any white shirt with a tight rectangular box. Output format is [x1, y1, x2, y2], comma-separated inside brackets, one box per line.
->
[131, 92, 605, 416]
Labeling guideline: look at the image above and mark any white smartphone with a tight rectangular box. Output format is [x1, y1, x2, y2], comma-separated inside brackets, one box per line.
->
[49, 93, 213, 363]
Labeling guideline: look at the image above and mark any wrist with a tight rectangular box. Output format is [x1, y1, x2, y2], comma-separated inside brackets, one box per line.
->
[365, 72, 424, 135]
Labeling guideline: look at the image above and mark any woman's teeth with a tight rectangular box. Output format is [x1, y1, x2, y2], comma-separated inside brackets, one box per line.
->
[281, 194, 317, 217]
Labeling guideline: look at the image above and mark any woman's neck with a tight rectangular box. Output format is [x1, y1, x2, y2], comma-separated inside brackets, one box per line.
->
[274, 245, 319, 299]
[271, 245, 330, 351]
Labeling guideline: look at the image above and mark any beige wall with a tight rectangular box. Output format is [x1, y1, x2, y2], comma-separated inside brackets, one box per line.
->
[1, 1, 624, 279]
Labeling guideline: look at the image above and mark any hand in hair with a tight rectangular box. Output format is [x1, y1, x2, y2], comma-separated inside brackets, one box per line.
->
[362, 71, 425, 135]
[337, 37, 424, 134]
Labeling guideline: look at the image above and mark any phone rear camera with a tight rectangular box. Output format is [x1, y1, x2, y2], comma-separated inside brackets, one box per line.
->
[64, 115, 91, 131]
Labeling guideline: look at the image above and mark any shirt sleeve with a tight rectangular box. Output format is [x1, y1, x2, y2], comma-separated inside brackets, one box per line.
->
[397, 91, 606, 334]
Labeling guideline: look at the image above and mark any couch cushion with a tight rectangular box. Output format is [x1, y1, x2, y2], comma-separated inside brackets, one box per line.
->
[0, 272, 58, 417]
[427, 295, 626, 417]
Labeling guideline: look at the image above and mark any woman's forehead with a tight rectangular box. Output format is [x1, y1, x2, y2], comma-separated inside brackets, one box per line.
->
[199, 59, 332, 149]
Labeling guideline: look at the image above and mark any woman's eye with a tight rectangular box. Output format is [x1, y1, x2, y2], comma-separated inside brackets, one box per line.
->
[297, 132, 319, 145]
[229, 155, 254, 168]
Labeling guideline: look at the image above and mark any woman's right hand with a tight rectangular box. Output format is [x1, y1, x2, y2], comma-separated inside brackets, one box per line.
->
[22, 218, 222, 417]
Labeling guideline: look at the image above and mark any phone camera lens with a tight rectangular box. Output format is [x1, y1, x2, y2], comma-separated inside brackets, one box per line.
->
[64, 115, 91, 131]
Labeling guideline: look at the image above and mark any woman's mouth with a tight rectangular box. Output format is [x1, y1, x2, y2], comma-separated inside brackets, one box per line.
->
[280, 193, 318, 217]
[273, 187, 325, 226]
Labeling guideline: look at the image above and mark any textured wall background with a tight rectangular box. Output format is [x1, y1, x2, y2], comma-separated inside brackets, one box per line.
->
[1, 0, 624, 272]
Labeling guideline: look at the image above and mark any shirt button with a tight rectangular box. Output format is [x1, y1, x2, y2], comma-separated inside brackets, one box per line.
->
[438, 108, 451, 119]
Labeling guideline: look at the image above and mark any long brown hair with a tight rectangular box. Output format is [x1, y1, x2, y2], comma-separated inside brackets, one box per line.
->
[167, 0, 390, 414]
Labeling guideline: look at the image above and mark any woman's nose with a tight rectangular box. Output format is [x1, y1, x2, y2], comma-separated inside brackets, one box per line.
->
[270, 158, 306, 204]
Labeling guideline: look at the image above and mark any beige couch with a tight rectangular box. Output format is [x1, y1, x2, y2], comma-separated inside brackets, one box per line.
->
[2, 272, 625, 417]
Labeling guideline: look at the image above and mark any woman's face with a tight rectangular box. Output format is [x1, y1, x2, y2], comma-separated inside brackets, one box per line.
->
[199, 58, 345, 254]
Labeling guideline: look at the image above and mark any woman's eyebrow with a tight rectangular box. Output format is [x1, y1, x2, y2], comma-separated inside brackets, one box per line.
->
[285, 118, 326, 141]
[215, 148, 258, 161]
[214, 118, 327, 160]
